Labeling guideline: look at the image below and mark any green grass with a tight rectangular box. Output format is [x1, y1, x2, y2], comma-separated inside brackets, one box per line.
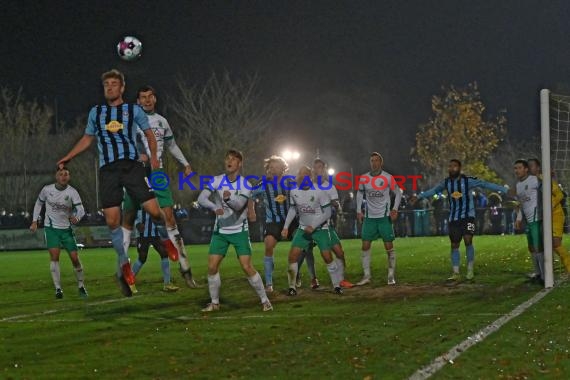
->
[1, 235, 568, 379]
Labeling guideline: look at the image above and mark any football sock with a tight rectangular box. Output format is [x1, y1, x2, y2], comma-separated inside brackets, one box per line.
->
[132, 259, 144, 275]
[263, 256, 274, 285]
[50, 261, 61, 289]
[451, 248, 460, 273]
[111, 227, 129, 276]
[121, 227, 132, 256]
[161, 257, 171, 284]
[535, 252, 545, 280]
[74, 264, 84, 288]
[207, 272, 221, 304]
[326, 261, 341, 288]
[297, 250, 306, 278]
[247, 272, 268, 304]
[466, 245, 475, 272]
[288, 262, 299, 289]
[167, 227, 190, 272]
[531, 251, 541, 277]
[336, 258, 345, 279]
[361, 249, 371, 278]
[387, 249, 396, 278]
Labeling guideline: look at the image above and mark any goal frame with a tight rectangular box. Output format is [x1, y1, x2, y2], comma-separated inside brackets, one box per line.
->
[540, 89, 554, 288]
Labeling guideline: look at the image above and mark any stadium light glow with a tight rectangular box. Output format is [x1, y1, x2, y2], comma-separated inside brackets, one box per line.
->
[282, 149, 301, 161]
[327, 168, 335, 175]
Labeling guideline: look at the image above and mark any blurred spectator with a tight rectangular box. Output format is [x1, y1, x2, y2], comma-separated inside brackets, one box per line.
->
[474, 191, 487, 235]
[488, 192, 503, 235]
[432, 193, 448, 236]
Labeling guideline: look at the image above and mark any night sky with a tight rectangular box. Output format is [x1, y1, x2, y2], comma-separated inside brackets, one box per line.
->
[2, 0, 570, 174]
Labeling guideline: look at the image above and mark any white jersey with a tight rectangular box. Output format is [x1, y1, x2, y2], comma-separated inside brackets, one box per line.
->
[138, 112, 189, 168]
[356, 170, 402, 218]
[290, 187, 331, 229]
[32, 184, 84, 229]
[318, 179, 339, 202]
[200, 175, 251, 234]
[516, 175, 541, 223]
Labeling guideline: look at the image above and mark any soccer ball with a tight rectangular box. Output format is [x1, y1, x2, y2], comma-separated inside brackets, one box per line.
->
[117, 36, 142, 61]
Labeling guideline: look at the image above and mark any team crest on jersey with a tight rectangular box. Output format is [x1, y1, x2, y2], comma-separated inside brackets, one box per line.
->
[64, 196, 69, 201]
[105, 120, 124, 133]
[310, 195, 315, 202]
[123, 110, 129, 118]
[451, 191, 462, 199]
[525, 185, 528, 190]
[275, 194, 287, 204]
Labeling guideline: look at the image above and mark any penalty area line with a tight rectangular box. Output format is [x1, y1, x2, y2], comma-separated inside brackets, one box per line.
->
[408, 287, 554, 380]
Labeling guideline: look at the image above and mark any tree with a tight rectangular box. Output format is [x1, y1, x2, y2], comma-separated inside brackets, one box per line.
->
[412, 82, 507, 186]
[165, 72, 279, 202]
[488, 135, 540, 186]
[0, 87, 54, 213]
[0, 87, 98, 214]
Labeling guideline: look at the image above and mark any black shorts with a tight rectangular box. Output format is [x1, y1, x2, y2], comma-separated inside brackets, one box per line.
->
[264, 219, 298, 241]
[448, 217, 476, 244]
[100, 159, 155, 209]
[264, 222, 285, 241]
[137, 236, 167, 258]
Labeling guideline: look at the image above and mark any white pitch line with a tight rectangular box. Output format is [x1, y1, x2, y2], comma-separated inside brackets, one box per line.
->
[0, 296, 133, 322]
[408, 287, 554, 380]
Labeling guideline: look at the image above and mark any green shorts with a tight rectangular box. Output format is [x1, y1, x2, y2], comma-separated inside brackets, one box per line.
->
[525, 221, 543, 251]
[44, 226, 78, 252]
[361, 216, 395, 242]
[329, 226, 341, 247]
[209, 230, 252, 256]
[291, 228, 331, 251]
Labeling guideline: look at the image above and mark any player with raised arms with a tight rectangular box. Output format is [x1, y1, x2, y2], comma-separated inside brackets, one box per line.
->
[355, 152, 402, 286]
[57, 69, 171, 297]
[30, 166, 87, 299]
[416, 159, 508, 281]
[282, 166, 343, 296]
[198, 149, 272, 312]
[122, 85, 197, 288]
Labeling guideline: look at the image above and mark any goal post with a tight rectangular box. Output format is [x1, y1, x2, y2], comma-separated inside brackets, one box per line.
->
[540, 89, 554, 288]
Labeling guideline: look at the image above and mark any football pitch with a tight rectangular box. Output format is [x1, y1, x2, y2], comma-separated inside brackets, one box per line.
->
[1, 235, 568, 379]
